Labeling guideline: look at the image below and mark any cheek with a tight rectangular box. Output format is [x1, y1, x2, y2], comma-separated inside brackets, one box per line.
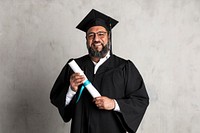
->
[102, 38, 108, 44]
[86, 40, 92, 47]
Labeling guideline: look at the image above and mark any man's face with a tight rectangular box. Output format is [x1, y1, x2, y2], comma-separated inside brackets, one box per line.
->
[86, 26, 110, 58]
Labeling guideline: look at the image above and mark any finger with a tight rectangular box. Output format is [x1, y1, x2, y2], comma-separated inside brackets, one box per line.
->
[97, 104, 105, 109]
[71, 75, 85, 84]
[72, 75, 84, 80]
[96, 103, 102, 108]
[71, 73, 84, 80]
[76, 77, 85, 82]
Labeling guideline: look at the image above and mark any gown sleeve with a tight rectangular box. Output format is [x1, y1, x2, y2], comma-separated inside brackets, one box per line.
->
[50, 59, 77, 122]
[115, 60, 149, 133]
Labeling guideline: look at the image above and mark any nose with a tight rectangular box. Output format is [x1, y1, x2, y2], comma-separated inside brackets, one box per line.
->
[93, 33, 100, 42]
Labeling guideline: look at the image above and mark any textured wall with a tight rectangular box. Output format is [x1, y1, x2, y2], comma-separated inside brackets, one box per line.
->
[0, 0, 200, 133]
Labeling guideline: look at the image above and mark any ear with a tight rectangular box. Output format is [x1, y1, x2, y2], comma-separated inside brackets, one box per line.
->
[86, 40, 89, 48]
[107, 32, 110, 39]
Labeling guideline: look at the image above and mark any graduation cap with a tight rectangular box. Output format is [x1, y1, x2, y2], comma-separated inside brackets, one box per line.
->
[76, 9, 118, 54]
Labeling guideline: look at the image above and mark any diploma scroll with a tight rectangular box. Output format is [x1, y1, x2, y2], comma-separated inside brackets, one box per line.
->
[68, 60, 101, 98]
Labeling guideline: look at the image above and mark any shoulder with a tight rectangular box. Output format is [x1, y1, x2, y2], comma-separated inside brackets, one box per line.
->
[111, 54, 136, 68]
[67, 55, 92, 70]
[111, 55, 143, 77]
[67, 55, 90, 64]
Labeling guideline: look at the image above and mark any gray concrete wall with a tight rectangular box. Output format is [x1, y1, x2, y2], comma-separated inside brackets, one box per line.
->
[0, 0, 200, 133]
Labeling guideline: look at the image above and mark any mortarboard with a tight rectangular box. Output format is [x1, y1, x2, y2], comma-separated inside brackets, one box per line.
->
[76, 9, 118, 32]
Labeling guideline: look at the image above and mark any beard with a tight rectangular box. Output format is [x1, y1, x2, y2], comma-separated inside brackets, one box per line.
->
[87, 42, 110, 58]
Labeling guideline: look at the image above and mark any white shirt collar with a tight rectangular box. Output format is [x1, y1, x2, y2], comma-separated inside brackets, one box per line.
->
[92, 52, 110, 74]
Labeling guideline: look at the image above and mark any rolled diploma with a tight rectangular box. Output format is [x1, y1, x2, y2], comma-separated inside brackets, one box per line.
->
[68, 60, 101, 98]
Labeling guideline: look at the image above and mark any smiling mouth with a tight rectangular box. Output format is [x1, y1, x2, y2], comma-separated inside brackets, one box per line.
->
[92, 42, 102, 48]
[94, 44, 101, 47]
[93, 42, 102, 46]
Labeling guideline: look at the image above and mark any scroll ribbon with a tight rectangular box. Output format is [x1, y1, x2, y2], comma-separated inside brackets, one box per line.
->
[76, 80, 91, 103]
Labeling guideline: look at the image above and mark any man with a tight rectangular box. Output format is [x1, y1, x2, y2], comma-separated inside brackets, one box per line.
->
[50, 9, 149, 133]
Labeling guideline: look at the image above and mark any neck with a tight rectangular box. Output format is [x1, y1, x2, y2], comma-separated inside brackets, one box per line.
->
[90, 51, 110, 63]
[91, 56, 100, 63]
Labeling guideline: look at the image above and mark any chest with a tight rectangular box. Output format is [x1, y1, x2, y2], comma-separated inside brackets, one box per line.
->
[85, 67, 126, 98]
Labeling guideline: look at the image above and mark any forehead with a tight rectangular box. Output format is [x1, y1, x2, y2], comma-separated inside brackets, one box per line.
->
[87, 26, 107, 33]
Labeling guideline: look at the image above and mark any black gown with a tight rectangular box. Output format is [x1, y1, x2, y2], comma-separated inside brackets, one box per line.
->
[50, 54, 149, 133]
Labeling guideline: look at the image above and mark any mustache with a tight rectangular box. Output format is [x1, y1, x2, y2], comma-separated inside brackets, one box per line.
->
[92, 41, 103, 45]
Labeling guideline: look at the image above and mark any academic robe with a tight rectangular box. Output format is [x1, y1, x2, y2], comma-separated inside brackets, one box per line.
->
[50, 54, 149, 133]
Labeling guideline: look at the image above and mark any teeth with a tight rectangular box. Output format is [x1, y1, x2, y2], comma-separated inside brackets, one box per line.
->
[93, 43, 101, 46]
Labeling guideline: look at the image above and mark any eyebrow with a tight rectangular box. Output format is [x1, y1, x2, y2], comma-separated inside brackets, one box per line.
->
[87, 31, 107, 34]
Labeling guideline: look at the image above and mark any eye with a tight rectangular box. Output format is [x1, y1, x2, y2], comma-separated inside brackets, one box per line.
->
[98, 32, 105, 36]
[97, 32, 106, 37]
[87, 33, 95, 39]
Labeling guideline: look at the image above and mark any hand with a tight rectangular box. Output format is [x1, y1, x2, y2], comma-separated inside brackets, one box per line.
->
[93, 96, 115, 110]
[70, 73, 85, 92]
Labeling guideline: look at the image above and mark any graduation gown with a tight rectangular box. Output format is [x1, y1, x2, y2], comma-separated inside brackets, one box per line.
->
[50, 54, 149, 133]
